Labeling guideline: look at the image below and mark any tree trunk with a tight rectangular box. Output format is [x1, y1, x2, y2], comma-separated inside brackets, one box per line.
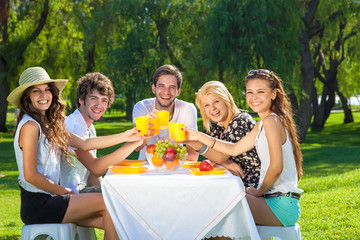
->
[0, 76, 9, 132]
[337, 90, 354, 124]
[125, 90, 134, 121]
[297, 30, 315, 142]
[0, 0, 49, 132]
[218, 62, 224, 83]
[313, 84, 335, 128]
[288, 87, 299, 114]
[296, 0, 320, 142]
[86, 43, 95, 73]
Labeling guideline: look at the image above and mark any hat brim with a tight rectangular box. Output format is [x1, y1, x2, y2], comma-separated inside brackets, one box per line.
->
[7, 79, 68, 108]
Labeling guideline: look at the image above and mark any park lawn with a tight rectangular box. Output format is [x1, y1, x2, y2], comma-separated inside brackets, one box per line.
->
[0, 111, 359, 239]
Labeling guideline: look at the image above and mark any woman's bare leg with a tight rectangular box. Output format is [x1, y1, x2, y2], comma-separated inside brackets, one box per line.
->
[62, 193, 119, 240]
[246, 194, 283, 226]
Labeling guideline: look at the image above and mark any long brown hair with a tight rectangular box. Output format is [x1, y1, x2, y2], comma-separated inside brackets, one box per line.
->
[16, 83, 72, 164]
[245, 70, 303, 180]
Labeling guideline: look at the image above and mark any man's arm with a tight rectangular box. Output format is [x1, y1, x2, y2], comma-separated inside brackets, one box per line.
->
[74, 140, 143, 177]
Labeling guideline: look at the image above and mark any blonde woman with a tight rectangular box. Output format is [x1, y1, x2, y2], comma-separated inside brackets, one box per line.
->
[191, 81, 261, 188]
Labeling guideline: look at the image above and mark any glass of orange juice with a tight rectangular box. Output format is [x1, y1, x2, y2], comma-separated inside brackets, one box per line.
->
[135, 116, 149, 135]
[168, 122, 185, 141]
[158, 110, 169, 129]
[149, 117, 159, 135]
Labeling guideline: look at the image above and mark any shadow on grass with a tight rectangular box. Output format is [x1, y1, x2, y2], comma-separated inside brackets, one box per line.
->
[302, 121, 360, 177]
[302, 145, 360, 176]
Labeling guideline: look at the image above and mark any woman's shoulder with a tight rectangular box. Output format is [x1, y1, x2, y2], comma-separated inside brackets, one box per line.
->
[262, 114, 283, 130]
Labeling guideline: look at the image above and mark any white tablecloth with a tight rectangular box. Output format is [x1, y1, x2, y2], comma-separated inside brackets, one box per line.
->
[101, 167, 260, 240]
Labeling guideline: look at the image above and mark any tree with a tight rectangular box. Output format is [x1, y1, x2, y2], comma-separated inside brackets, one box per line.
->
[198, 0, 302, 110]
[0, 0, 49, 132]
[295, 0, 320, 142]
[311, 0, 360, 127]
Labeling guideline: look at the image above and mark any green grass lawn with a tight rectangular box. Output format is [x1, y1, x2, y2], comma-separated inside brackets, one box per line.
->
[0, 110, 359, 239]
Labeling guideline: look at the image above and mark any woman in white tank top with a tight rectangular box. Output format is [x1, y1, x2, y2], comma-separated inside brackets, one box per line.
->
[185, 69, 303, 227]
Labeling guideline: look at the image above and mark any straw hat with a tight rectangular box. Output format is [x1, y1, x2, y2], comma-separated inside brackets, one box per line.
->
[7, 67, 68, 107]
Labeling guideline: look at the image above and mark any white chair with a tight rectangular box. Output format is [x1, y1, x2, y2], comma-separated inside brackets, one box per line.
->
[21, 223, 77, 240]
[256, 223, 301, 240]
[77, 226, 97, 240]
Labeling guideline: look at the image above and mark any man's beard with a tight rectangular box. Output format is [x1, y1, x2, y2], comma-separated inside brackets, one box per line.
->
[156, 96, 175, 108]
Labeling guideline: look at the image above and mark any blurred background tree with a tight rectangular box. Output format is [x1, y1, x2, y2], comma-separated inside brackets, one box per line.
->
[1, 0, 359, 142]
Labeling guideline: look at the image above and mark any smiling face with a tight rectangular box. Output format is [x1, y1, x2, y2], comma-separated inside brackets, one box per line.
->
[246, 79, 276, 118]
[29, 84, 53, 115]
[78, 89, 109, 126]
[152, 74, 180, 109]
[201, 94, 229, 127]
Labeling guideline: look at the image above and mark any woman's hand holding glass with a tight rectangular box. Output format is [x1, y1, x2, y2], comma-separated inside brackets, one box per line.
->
[184, 128, 200, 141]
[123, 127, 145, 142]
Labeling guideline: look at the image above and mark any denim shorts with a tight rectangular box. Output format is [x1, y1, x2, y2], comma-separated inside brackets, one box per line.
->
[265, 194, 301, 226]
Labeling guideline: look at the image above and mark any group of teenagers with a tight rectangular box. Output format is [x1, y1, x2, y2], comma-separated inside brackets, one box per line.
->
[8, 64, 303, 239]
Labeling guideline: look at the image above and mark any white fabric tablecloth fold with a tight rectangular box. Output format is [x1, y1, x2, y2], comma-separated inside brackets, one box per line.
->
[102, 168, 260, 240]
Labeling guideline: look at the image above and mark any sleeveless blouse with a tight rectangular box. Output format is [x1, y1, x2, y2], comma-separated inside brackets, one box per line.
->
[255, 113, 303, 194]
[14, 114, 61, 195]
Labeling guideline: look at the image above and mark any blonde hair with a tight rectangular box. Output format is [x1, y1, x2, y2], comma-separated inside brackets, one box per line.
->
[245, 70, 303, 179]
[195, 81, 241, 132]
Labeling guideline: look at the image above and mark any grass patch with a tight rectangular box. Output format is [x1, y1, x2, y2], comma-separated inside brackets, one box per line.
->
[0, 110, 359, 239]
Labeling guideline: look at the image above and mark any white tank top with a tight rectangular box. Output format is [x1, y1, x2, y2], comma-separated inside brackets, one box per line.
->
[255, 113, 303, 194]
[14, 114, 61, 195]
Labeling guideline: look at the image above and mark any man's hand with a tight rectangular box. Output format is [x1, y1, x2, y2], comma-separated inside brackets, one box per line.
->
[148, 109, 159, 119]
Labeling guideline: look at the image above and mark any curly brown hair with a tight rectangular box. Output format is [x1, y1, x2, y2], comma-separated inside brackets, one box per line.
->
[76, 72, 115, 108]
[245, 70, 303, 180]
[16, 83, 72, 165]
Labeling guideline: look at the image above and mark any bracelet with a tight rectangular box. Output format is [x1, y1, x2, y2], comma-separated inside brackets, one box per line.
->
[210, 137, 216, 149]
[196, 144, 209, 155]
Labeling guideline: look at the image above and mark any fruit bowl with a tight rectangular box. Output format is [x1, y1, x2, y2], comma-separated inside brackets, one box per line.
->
[146, 152, 188, 170]
[145, 140, 188, 171]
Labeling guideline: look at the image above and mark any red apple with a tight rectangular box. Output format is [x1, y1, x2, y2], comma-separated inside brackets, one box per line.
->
[199, 160, 214, 171]
[163, 152, 176, 162]
[165, 147, 177, 155]
[146, 144, 156, 154]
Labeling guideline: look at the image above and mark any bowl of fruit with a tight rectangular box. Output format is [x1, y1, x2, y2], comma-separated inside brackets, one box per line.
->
[145, 140, 188, 171]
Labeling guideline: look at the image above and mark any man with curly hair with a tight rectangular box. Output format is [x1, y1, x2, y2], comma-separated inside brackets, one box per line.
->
[61, 72, 140, 193]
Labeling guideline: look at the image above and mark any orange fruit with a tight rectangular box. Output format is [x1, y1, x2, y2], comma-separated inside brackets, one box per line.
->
[152, 155, 164, 167]
[165, 159, 180, 169]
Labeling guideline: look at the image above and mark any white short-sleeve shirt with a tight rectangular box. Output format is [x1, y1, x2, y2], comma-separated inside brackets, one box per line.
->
[133, 98, 198, 160]
[61, 109, 96, 193]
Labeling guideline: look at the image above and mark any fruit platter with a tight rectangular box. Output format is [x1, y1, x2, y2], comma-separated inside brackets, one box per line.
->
[145, 140, 188, 170]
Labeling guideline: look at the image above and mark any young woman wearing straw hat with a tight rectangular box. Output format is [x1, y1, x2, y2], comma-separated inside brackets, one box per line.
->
[8, 67, 143, 240]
